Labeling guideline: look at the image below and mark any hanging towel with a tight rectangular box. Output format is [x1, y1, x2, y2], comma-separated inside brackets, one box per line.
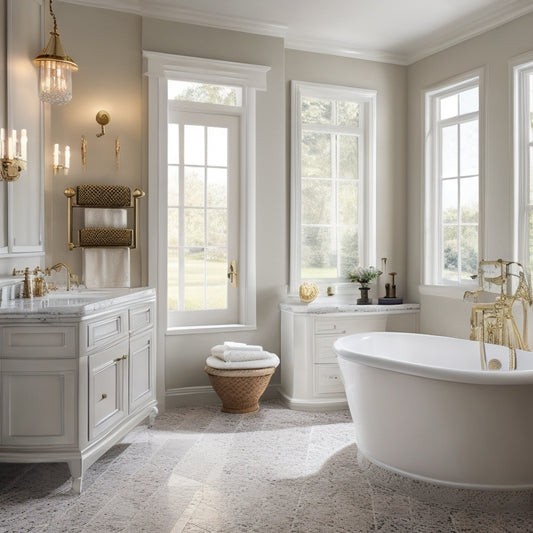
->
[83, 208, 128, 228]
[82, 247, 130, 288]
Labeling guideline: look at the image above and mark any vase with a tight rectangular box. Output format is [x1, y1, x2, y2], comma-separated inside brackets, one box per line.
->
[357, 286, 371, 305]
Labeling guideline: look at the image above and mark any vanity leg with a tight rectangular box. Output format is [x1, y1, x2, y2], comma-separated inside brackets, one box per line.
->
[148, 406, 159, 428]
[67, 459, 83, 494]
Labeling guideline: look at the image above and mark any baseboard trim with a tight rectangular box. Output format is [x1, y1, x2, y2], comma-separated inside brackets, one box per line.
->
[165, 383, 281, 409]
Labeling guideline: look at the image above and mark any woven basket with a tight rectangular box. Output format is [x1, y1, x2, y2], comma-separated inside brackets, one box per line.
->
[204, 365, 275, 413]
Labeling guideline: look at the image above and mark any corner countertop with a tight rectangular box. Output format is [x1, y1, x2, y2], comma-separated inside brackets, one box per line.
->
[0, 287, 156, 319]
[280, 299, 420, 315]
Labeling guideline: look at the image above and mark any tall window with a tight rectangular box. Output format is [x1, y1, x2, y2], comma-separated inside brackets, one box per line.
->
[145, 52, 269, 332]
[290, 81, 376, 293]
[424, 73, 482, 284]
[167, 101, 240, 326]
[513, 58, 533, 269]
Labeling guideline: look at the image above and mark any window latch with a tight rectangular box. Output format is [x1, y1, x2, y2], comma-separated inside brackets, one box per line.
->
[227, 260, 238, 287]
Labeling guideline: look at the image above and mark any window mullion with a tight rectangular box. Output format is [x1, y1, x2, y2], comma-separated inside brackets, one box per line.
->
[178, 122, 186, 312]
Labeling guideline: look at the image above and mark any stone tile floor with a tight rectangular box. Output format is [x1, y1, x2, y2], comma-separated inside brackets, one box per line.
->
[1, 400, 532, 532]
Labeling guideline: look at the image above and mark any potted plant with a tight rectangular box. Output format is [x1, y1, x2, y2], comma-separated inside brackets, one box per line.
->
[348, 266, 382, 304]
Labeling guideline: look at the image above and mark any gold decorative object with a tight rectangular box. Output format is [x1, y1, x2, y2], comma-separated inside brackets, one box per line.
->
[81, 135, 87, 170]
[115, 136, 120, 170]
[464, 259, 532, 370]
[95, 110, 110, 138]
[0, 128, 27, 182]
[299, 282, 319, 303]
[33, 0, 78, 105]
[53, 143, 70, 173]
[64, 184, 145, 250]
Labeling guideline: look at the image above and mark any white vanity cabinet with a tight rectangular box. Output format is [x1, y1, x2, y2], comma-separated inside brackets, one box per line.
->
[0, 288, 157, 493]
[280, 303, 420, 410]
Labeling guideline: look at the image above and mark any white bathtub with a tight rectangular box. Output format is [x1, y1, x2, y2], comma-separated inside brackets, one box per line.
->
[334, 331, 533, 489]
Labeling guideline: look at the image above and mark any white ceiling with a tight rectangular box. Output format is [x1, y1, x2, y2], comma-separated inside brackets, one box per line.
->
[64, 0, 533, 64]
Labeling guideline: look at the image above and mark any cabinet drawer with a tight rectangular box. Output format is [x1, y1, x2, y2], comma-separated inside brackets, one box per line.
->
[314, 335, 339, 363]
[88, 340, 128, 440]
[0, 326, 76, 358]
[314, 364, 345, 395]
[84, 311, 128, 353]
[129, 302, 154, 333]
[314, 315, 387, 336]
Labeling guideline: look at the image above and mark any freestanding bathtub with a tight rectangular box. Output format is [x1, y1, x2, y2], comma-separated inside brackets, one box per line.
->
[334, 331, 533, 489]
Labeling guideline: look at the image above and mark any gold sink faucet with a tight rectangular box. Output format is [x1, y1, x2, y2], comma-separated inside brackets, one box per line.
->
[45, 263, 79, 291]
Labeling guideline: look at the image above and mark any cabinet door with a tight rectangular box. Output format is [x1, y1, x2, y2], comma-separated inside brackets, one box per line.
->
[129, 330, 155, 413]
[88, 340, 128, 441]
[1, 359, 76, 446]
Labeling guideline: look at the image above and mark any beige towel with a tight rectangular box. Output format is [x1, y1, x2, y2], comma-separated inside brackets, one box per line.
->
[82, 247, 130, 288]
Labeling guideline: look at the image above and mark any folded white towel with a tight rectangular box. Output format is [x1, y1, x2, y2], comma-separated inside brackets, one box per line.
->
[205, 353, 280, 370]
[221, 350, 272, 363]
[211, 345, 226, 356]
[224, 341, 263, 351]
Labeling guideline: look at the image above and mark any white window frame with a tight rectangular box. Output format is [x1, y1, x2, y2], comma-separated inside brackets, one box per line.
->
[423, 69, 484, 286]
[512, 52, 533, 268]
[144, 51, 270, 334]
[290, 81, 377, 295]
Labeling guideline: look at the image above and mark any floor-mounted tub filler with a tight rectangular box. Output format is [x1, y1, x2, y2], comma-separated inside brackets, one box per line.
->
[334, 331, 533, 489]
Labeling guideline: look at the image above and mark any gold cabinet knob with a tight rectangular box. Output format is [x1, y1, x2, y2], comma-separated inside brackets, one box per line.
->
[101, 393, 107, 400]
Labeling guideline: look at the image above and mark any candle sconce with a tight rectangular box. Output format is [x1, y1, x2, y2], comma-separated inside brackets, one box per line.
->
[0, 128, 28, 182]
[53, 143, 70, 173]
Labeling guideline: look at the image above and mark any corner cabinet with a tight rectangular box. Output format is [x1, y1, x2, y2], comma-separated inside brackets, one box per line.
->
[280, 303, 420, 410]
[0, 289, 157, 493]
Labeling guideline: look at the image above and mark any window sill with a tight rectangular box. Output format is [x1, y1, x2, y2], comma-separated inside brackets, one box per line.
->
[419, 283, 477, 300]
[166, 323, 257, 336]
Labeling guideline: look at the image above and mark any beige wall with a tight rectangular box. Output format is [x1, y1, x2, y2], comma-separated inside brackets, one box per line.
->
[47, 3, 143, 284]
[407, 12, 533, 340]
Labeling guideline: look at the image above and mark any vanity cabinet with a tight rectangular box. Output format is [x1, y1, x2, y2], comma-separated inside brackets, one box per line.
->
[0, 289, 157, 493]
[280, 304, 419, 410]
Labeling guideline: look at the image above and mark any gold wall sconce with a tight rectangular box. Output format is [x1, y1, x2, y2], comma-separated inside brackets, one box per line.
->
[33, 0, 78, 105]
[0, 128, 27, 181]
[53, 143, 70, 173]
[96, 110, 110, 137]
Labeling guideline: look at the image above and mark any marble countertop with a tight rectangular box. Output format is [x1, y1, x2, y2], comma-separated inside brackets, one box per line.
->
[280, 300, 420, 314]
[0, 287, 156, 319]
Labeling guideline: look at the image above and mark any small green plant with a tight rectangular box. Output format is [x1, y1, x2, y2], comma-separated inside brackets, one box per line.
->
[348, 266, 382, 287]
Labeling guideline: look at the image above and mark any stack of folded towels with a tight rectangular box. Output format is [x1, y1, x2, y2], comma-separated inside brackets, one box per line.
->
[206, 341, 280, 370]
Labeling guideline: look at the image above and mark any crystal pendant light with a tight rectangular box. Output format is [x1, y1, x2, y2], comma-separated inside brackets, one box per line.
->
[33, 0, 78, 105]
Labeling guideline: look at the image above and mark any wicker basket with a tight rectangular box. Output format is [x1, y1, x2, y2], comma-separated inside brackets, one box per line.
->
[204, 365, 275, 414]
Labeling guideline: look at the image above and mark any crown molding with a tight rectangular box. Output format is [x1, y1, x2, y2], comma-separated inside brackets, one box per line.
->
[285, 37, 409, 65]
[60, 0, 287, 38]
[61, 0, 533, 66]
[405, 0, 533, 64]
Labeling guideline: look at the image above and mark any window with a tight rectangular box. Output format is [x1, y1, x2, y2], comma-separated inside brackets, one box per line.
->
[513, 57, 533, 269]
[290, 81, 376, 293]
[424, 73, 482, 285]
[144, 52, 270, 332]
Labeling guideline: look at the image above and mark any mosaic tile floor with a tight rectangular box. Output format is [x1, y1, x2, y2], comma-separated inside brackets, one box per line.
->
[1, 400, 533, 532]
